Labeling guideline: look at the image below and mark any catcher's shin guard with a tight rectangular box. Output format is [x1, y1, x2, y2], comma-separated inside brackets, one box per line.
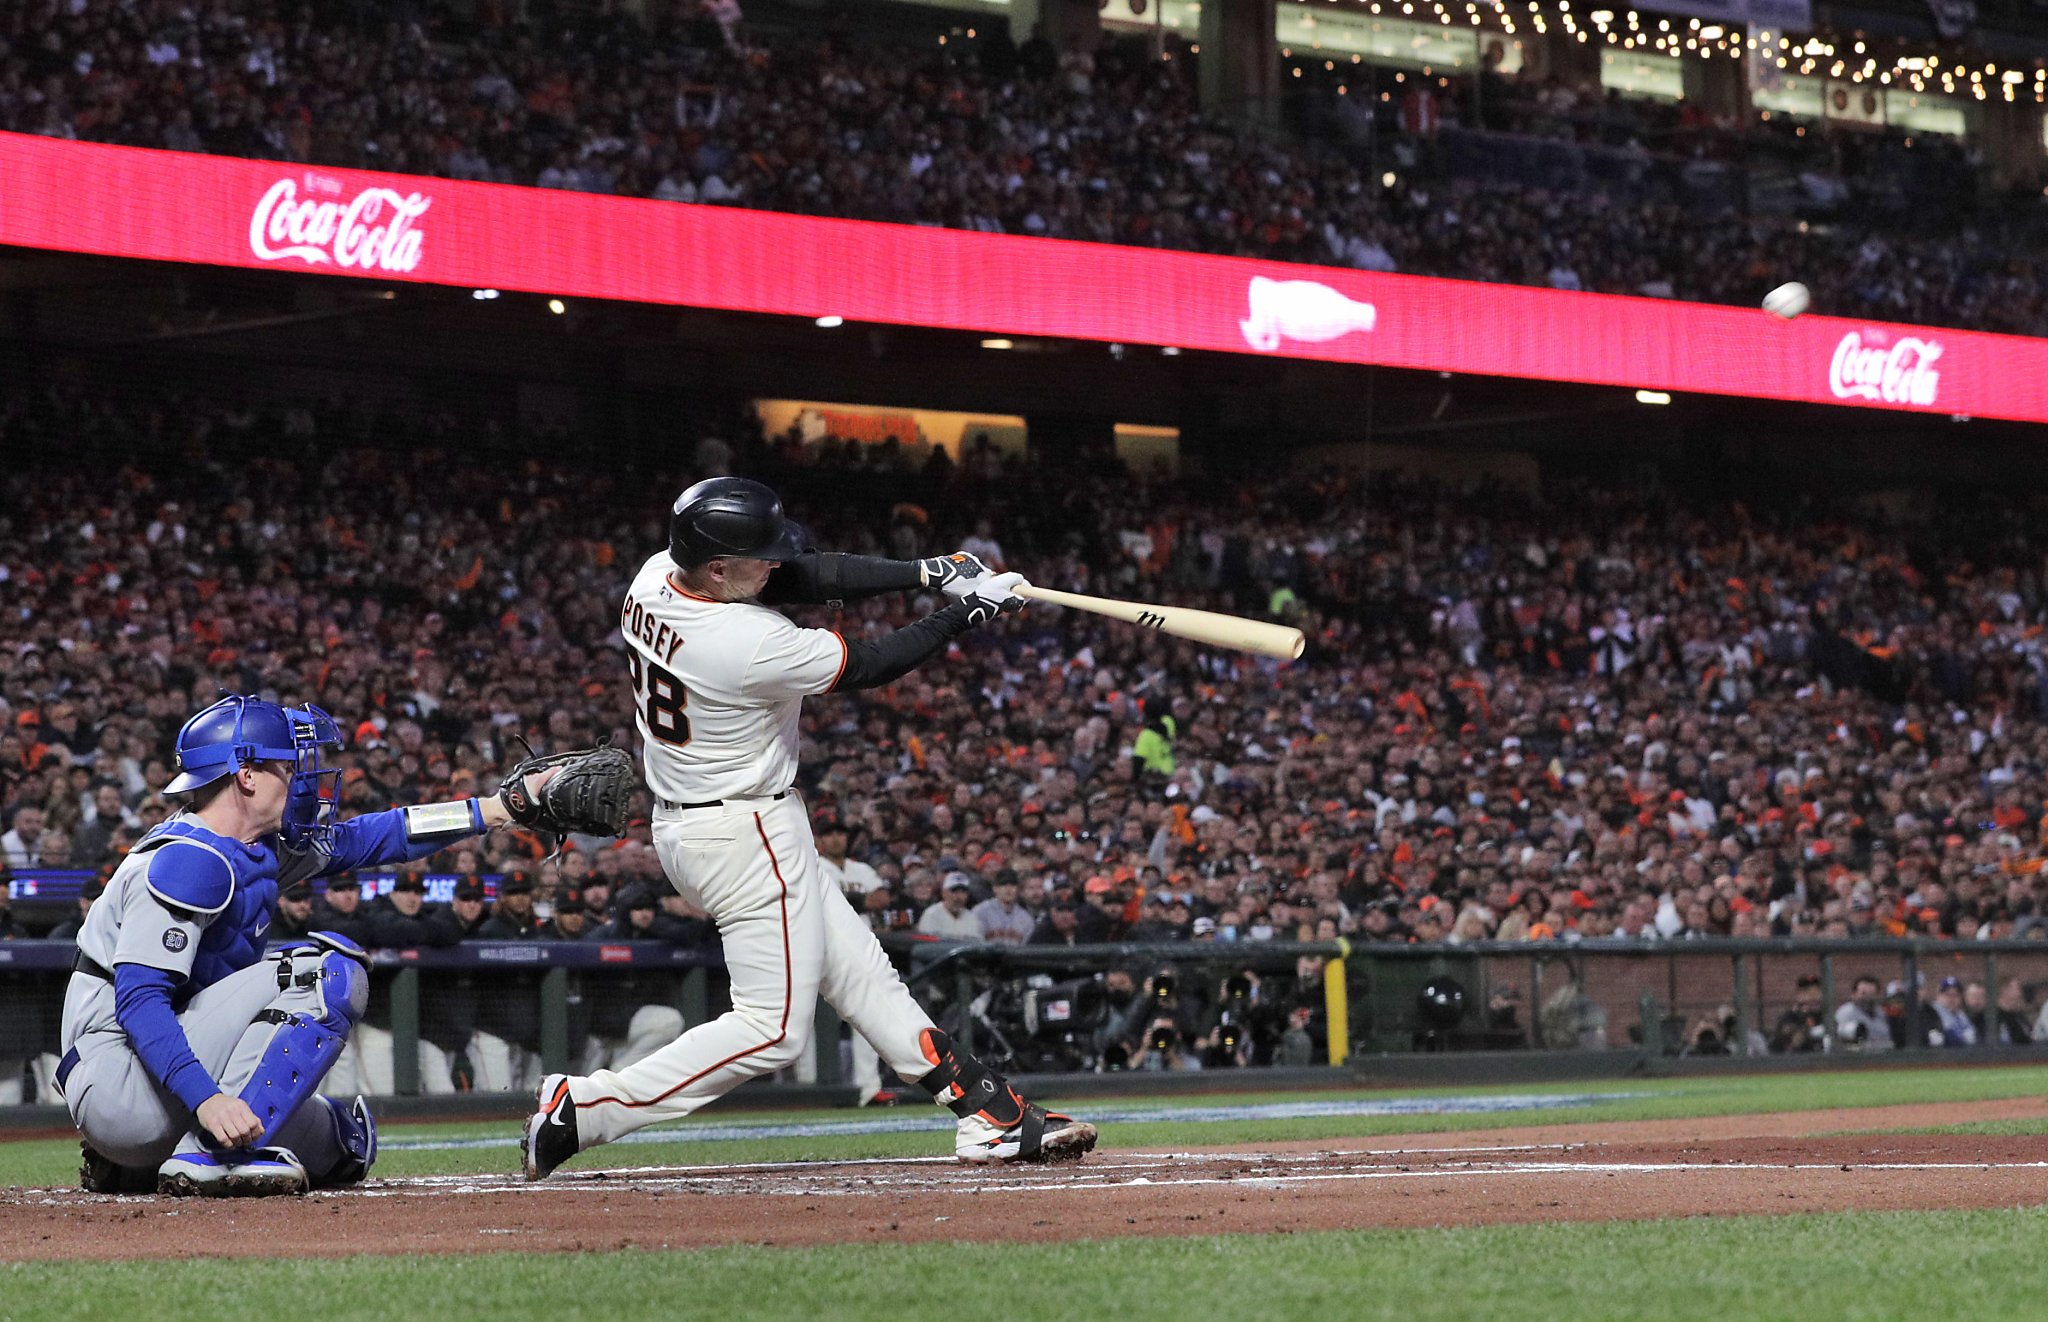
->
[914, 1029, 1097, 1164]
[232, 950, 365, 1149]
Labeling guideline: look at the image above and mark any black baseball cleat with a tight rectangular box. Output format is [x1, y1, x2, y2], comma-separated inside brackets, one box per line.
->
[521, 1072, 580, 1181]
[79, 1141, 158, 1194]
[956, 1104, 1098, 1165]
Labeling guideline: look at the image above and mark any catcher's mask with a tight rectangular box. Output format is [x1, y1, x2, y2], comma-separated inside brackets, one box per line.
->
[280, 704, 343, 850]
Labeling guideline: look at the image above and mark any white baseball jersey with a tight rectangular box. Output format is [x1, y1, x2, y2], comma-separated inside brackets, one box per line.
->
[620, 552, 847, 803]
[819, 854, 885, 896]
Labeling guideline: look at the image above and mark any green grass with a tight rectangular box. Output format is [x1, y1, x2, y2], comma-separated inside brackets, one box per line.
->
[10, 1207, 2048, 1321]
[7, 1063, 2048, 1189]
[1866, 1118, 2048, 1137]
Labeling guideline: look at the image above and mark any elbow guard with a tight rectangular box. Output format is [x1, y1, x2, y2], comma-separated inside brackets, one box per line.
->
[763, 553, 923, 607]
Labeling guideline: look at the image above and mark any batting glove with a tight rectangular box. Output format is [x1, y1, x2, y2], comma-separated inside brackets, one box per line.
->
[919, 551, 991, 597]
[958, 572, 1029, 626]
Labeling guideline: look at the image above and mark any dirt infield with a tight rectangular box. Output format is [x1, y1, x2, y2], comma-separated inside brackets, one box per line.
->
[7, 1098, 2048, 1261]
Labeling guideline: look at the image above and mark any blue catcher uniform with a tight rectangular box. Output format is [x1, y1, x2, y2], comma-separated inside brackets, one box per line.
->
[57, 696, 497, 1196]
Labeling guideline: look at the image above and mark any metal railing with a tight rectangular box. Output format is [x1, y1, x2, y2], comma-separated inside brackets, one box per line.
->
[883, 934, 2048, 1061]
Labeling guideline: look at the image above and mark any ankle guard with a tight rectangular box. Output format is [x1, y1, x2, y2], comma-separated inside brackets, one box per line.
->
[914, 1028, 1025, 1127]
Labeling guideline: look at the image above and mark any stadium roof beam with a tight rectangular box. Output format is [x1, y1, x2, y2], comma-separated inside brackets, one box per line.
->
[1199, 0, 1284, 125]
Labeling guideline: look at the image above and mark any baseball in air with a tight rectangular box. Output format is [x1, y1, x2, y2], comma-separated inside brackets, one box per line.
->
[1763, 282, 1811, 320]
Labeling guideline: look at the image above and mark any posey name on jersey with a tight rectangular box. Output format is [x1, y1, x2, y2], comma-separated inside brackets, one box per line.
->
[621, 595, 687, 665]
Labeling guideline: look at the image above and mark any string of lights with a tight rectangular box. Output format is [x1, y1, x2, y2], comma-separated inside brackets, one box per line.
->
[1273, 0, 2048, 103]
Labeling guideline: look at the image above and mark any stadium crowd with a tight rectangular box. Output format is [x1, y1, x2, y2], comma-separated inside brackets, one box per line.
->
[0, 0, 2039, 333]
[5, 382, 2048, 1076]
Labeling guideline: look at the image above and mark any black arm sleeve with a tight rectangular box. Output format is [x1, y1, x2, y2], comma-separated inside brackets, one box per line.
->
[832, 604, 976, 692]
[760, 552, 923, 607]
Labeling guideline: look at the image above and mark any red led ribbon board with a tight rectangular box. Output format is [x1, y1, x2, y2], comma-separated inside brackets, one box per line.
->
[1, 130, 2042, 422]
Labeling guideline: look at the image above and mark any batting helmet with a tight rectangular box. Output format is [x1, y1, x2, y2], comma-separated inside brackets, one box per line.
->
[667, 477, 808, 568]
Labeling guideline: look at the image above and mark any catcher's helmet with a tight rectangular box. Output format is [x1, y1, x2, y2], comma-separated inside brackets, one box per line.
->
[667, 477, 808, 568]
[164, 695, 343, 849]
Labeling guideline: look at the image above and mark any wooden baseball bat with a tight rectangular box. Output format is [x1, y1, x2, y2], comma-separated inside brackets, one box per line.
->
[1013, 584, 1306, 660]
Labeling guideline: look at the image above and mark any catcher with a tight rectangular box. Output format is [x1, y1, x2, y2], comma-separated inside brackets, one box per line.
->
[55, 693, 633, 1195]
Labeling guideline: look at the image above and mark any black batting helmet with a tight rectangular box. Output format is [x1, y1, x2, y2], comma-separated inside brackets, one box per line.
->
[667, 478, 808, 568]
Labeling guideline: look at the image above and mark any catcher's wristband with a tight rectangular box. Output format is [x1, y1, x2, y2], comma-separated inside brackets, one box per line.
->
[405, 799, 486, 840]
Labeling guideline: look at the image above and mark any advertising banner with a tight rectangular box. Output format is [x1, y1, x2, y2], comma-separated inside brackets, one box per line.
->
[0, 133, 2033, 422]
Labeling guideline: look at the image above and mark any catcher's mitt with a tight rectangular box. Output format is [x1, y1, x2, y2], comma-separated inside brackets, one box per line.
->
[499, 744, 635, 837]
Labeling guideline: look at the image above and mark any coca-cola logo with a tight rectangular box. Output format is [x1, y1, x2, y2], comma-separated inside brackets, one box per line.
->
[1829, 331, 1942, 407]
[248, 177, 431, 273]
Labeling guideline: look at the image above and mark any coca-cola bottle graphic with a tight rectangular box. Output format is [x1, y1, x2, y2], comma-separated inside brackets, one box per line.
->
[1239, 276, 1377, 352]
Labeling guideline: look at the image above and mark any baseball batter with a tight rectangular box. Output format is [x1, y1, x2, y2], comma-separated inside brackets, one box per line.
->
[522, 478, 1097, 1176]
[60, 694, 631, 1196]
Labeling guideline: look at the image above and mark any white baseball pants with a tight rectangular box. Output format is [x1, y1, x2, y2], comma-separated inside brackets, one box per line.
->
[567, 794, 938, 1147]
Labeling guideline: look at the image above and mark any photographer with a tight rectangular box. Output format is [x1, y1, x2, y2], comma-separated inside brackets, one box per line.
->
[1482, 982, 1526, 1049]
[1683, 1003, 1767, 1057]
[1140, 1016, 1200, 1072]
[1207, 969, 1266, 1067]
[1769, 973, 1831, 1054]
[1099, 967, 1204, 1070]
[1093, 967, 1151, 1068]
[1834, 976, 1894, 1051]
[1283, 954, 1331, 1064]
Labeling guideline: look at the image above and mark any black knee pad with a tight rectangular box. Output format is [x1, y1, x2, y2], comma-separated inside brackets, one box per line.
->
[913, 1028, 1023, 1127]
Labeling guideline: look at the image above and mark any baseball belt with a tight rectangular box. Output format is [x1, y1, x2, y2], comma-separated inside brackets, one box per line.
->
[658, 789, 790, 811]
